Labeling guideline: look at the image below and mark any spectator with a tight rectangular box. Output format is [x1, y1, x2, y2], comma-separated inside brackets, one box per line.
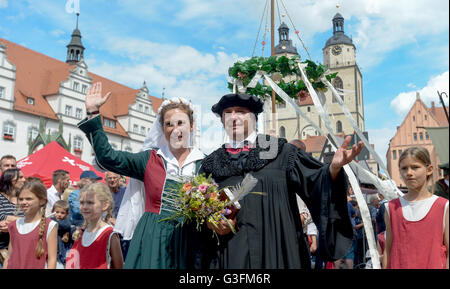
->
[46, 170, 70, 216]
[351, 200, 365, 268]
[105, 171, 129, 261]
[434, 163, 449, 200]
[0, 168, 25, 267]
[334, 192, 357, 269]
[68, 170, 102, 227]
[51, 200, 74, 269]
[105, 171, 125, 224]
[0, 155, 16, 174]
[368, 194, 379, 240]
[376, 193, 387, 234]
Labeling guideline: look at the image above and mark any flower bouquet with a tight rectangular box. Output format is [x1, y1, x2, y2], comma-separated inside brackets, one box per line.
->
[160, 173, 259, 236]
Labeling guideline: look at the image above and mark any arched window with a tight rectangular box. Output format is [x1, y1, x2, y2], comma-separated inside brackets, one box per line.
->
[336, 121, 343, 133]
[279, 126, 286, 138]
[332, 77, 343, 103]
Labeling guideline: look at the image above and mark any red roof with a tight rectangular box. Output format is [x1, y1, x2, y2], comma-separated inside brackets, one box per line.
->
[1, 38, 163, 137]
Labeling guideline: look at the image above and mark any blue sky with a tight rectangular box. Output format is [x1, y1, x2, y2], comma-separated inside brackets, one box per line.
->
[0, 0, 448, 164]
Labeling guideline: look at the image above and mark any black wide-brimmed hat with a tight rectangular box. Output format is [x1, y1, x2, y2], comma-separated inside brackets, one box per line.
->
[211, 93, 264, 117]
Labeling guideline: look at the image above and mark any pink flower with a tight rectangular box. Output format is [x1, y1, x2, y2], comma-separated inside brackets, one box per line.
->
[198, 184, 207, 193]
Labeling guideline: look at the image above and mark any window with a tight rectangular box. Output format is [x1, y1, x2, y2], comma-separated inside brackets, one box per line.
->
[27, 127, 39, 141]
[399, 150, 402, 157]
[413, 133, 417, 141]
[73, 82, 79, 91]
[75, 108, 83, 119]
[145, 106, 149, 114]
[0, 86, 5, 98]
[73, 136, 83, 150]
[81, 84, 88, 94]
[307, 107, 311, 112]
[103, 118, 116, 128]
[426, 132, 429, 140]
[27, 97, 34, 105]
[65, 105, 72, 116]
[3, 121, 15, 141]
[138, 104, 143, 112]
[336, 121, 343, 133]
[133, 124, 138, 133]
[277, 102, 286, 109]
[279, 126, 286, 138]
[419, 132, 423, 141]
[424, 115, 427, 121]
[413, 116, 415, 121]
[332, 77, 343, 103]
[140, 126, 146, 135]
[393, 150, 397, 160]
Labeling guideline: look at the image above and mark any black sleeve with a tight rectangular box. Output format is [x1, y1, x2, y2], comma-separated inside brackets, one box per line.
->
[287, 147, 353, 261]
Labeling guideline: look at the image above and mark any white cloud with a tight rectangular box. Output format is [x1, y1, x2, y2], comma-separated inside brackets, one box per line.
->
[390, 71, 449, 117]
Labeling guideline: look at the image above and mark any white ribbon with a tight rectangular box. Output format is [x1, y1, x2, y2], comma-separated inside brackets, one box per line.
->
[321, 77, 390, 178]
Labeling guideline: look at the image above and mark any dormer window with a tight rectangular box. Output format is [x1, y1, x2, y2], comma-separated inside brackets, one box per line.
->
[82, 84, 88, 94]
[103, 118, 116, 129]
[27, 97, 35, 105]
[73, 82, 79, 91]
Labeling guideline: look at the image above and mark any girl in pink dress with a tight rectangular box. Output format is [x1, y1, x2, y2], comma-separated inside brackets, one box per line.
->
[384, 147, 449, 269]
[4, 180, 58, 269]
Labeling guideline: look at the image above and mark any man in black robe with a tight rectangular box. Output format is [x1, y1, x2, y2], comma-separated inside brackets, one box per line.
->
[199, 93, 363, 269]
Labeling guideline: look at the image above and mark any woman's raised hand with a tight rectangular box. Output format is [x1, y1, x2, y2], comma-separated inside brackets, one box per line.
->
[85, 82, 111, 113]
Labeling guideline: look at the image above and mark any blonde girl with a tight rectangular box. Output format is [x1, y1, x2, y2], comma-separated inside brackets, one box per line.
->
[383, 147, 449, 269]
[4, 180, 58, 269]
[65, 183, 123, 269]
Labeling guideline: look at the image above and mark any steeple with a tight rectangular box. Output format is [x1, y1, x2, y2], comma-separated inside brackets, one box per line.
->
[274, 22, 298, 55]
[66, 13, 85, 65]
[324, 13, 355, 49]
[332, 13, 345, 34]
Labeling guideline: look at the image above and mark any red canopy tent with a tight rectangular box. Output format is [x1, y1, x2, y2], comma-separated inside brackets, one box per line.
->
[17, 141, 105, 188]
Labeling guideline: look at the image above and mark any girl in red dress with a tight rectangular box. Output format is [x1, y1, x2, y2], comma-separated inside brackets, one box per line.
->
[66, 183, 123, 269]
[4, 180, 58, 269]
[384, 147, 449, 269]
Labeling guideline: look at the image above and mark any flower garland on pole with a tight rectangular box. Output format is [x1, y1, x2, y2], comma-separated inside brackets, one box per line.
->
[227, 55, 338, 102]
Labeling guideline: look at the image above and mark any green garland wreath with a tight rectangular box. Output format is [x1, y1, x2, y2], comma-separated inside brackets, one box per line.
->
[227, 56, 338, 103]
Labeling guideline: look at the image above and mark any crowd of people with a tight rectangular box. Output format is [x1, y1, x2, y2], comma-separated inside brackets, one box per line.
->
[0, 83, 447, 269]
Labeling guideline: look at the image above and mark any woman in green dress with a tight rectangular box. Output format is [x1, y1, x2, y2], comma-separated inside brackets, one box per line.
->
[78, 82, 204, 269]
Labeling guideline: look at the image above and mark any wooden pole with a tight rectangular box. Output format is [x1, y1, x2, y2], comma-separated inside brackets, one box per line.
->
[270, 0, 276, 131]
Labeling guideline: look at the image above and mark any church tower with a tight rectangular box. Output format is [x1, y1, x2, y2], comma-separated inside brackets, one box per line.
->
[262, 12, 365, 142]
[66, 13, 85, 65]
[322, 13, 365, 134]
[274, 22, 298, 56]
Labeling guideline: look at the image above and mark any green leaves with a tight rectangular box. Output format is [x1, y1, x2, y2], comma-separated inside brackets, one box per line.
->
[227, 56, 337, 101]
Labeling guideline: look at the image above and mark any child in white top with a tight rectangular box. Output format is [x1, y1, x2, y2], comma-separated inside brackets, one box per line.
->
[383, 147, 449, 269]
[66, 183, 123, 269]
[4, 180, 58, 269]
